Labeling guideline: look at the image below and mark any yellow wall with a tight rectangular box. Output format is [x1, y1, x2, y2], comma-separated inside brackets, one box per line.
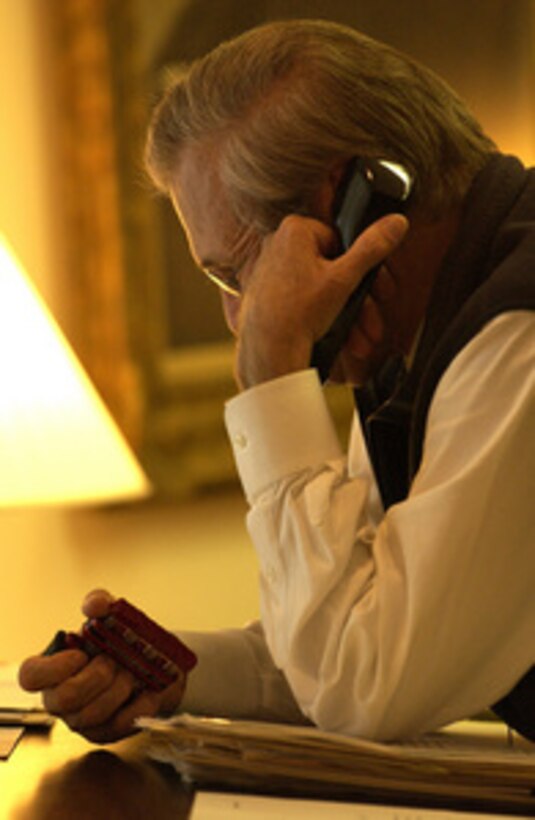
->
[0, 3, 257, 664]
[0, 1, 533, 664]
[0, 492, 258, 661]
[0, 1, 57, 303]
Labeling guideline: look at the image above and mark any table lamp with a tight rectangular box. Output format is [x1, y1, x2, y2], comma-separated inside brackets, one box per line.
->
[0, 232, 150, 506]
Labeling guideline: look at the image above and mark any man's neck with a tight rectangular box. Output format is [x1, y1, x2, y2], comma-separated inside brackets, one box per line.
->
[383, 208, 461, 355]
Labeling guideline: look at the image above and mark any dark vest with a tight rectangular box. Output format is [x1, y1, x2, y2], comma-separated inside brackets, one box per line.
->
[355, 155, 535, 741]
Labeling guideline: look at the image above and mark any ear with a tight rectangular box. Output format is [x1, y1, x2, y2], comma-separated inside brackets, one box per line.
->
[312, 159, 351, 223]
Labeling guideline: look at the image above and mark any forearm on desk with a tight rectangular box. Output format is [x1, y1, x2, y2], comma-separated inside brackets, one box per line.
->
[177, 621, 308, 724]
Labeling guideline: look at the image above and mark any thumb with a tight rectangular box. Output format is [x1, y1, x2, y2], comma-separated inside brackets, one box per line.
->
[334, 213, 409, 282]
[82, 588, 116, 619]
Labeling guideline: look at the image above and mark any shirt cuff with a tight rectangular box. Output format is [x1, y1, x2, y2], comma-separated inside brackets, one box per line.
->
[224, 369, 343, 503]
[177, 626, 307, 724]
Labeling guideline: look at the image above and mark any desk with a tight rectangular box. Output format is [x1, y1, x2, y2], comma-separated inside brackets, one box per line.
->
[0, 721, 193, 819]
[2, 720, 532, 819]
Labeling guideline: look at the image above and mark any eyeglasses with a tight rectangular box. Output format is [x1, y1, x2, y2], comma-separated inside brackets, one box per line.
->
[203, 267, 241, 298]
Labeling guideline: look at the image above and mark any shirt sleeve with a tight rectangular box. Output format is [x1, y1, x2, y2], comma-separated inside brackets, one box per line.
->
[177, 621, 308, 724]
[224, 311, 535, 741]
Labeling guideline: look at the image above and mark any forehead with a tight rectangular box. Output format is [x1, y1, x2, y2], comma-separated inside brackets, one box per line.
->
[168, 142, 242, 266]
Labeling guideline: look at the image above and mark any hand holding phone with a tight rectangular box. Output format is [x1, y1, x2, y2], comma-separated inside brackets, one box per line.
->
[311, 158, 413, 382]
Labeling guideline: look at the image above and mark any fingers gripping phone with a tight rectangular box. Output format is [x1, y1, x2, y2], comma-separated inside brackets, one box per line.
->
[310, 157, 413, 382]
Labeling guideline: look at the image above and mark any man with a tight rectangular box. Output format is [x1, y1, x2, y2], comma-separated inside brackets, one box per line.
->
[20, 19, 534, 743]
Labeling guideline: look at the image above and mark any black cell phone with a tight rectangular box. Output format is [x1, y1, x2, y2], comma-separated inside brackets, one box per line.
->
[310, 157, 413, 382]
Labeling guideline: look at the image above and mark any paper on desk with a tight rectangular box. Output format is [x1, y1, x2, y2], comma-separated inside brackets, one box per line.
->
[0, 726, 24, 759]
[0, 663, 41, 710]
[138, 714, 535, 812]
[0, 662, 53, 726]
[191, 790, 523, 820]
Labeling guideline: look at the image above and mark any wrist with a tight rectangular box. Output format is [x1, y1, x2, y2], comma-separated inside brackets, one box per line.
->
[236, 334, 311, 389]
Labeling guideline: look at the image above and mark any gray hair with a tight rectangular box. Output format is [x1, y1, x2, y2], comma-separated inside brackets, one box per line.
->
[145, 19, 495, 230]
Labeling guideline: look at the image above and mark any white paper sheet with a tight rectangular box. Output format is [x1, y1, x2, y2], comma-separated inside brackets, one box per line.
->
[0, 663, 42, 710]
[0, 662, 53, 728]
[190, 790, 520, 819]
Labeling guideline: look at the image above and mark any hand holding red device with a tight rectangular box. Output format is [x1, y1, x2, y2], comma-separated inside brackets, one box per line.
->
[44, 598, 197, 692]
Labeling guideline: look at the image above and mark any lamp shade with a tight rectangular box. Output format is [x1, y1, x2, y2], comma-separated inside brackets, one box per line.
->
[0, 233, 150, 506]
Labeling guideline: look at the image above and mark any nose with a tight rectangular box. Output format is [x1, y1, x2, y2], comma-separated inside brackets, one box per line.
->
[220, 291, 241, 336]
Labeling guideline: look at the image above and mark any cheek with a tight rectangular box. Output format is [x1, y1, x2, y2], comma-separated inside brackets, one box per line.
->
[220, 292, 241, 336]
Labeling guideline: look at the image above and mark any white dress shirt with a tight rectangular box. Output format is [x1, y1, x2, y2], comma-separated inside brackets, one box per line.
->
[180, 311, 535, 741]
